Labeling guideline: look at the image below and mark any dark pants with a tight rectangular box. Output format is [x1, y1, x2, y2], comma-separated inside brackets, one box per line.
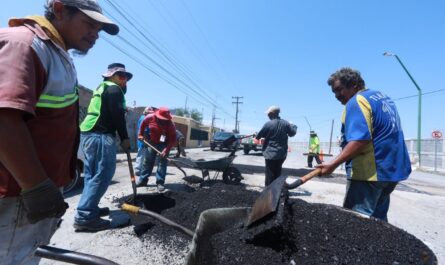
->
[307, 153, 322, 167]
[264, 158, 285, 186]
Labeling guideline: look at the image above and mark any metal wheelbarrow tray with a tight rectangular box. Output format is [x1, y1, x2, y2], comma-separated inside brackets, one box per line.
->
[176, 150, 243, 184]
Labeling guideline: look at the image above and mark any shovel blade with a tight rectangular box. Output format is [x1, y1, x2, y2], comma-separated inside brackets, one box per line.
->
[246, 175, 287, 226]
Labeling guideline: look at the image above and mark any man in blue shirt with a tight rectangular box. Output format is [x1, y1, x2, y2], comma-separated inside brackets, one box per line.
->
[318, 67, 411, 221]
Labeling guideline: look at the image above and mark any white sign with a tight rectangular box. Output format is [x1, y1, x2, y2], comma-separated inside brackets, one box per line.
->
[432, 130, 443, 139]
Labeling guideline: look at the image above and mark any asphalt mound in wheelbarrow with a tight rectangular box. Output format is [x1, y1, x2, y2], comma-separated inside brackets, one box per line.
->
[207, 199, 437, 265]
[116, 183, 436, 265]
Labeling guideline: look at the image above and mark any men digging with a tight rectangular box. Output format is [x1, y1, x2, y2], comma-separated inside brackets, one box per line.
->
[318, 67, 411, 221]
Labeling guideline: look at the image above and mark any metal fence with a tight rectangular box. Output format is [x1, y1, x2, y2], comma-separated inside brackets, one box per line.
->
[290, 139, 445, 173]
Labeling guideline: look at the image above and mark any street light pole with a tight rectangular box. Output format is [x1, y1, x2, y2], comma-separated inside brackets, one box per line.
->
[383, 52, 422, 167]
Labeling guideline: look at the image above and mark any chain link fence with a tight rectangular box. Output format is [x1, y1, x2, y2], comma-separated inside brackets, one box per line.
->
[290, 139, 445, 173]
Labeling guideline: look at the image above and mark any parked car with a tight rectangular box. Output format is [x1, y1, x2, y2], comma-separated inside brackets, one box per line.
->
[241, 135, 264, 154]
[210, 131, 239, 151]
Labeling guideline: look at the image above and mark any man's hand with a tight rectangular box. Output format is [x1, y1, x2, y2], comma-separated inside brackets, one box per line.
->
[20, 179, 68, 224]
[160, 149, 169, 158]
[121, 139, 131, 152]
[316, 163, 337, 176]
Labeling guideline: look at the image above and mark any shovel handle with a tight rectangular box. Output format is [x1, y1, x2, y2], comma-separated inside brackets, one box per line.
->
[142, 139, 188, 178]
[126, 151, 137, 201]
[286, 168, 322, 189]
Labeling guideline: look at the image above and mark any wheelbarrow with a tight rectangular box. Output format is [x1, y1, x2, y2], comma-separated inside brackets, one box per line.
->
[175, 149, 242, 184]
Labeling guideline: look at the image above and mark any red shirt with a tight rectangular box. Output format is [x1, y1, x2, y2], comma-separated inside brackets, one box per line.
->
[0, 20, 78, 197]
[138, 114, 177, 153]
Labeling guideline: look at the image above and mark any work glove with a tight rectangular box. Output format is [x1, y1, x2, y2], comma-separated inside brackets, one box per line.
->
[20, 178, 68, 224]
[121, 138, 131, 152]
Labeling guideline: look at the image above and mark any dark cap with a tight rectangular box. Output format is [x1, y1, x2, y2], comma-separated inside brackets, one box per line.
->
[47, 0, 119, 35]
[102, 63, 133, 80]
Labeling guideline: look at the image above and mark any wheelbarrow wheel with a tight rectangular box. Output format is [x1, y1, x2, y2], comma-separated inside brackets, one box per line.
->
[222, 167, 242, 184]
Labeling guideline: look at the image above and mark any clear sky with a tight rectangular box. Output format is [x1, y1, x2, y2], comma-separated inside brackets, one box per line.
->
[2, 0, 444, 143]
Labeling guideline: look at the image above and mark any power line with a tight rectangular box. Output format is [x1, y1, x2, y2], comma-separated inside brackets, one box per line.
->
[393, 88, 445, 101]
[102, 0, 235, 119]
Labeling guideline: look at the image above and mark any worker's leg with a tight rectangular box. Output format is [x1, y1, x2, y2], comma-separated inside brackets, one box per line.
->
[75, 133, 116, 224]
[343, 180, 395, 221]
[315, 154, 322, 164]
[307, 155, 313, 167]
[371, 182, 397, 221]
[0, 197, 59, 265]
[136, 146, 157, 186]
[264, 159, 274, 186]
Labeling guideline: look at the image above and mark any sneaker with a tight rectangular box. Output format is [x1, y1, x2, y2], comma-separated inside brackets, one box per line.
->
[73, 218, 111, 232]
[157, 184, 165, 192]
[99, 207, 110, 217]
[136, 178, 148, 187]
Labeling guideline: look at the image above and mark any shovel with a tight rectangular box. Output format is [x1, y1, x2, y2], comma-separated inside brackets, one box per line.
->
[121, 203, 194, 237]
[142, 139, 192, 178]
[125, 151, 137, 204]
[246, 168, 321, 226]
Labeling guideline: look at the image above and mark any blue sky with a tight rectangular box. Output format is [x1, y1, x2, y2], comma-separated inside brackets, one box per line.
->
[2, 0, 444, 143]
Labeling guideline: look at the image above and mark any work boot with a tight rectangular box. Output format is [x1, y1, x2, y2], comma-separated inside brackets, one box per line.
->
[73, 218, 111, 232]
[99, 207, 110, 217]
[157, 184, 165, 192]
[136, 178, 148, 187]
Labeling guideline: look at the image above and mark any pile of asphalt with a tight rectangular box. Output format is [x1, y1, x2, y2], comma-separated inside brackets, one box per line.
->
[117, 182, 437, 265]
[208, 199, 437, 265]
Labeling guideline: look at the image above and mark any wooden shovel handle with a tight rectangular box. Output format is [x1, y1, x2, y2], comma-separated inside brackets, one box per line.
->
[300, 168, 322, 184]
[286, 168, 322, 189]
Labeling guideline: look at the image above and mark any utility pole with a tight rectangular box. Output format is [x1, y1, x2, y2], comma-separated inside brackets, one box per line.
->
[184, 96, 188, 117]
[210, 107, 219, 134]
[329, 119, 334, 154]
[232, 96, 243, 133]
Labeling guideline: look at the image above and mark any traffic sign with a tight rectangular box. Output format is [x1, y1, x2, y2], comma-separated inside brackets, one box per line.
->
[432, 130, 443, 139]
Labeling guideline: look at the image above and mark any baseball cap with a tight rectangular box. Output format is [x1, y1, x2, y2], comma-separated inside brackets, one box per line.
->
[47, 0, 119, 35]
[265, 105, 280, 114]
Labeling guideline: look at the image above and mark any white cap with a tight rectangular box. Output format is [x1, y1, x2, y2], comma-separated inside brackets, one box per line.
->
[265, 105, 280, 114]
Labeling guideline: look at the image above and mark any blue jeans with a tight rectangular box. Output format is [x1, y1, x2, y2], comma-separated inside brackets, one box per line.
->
[75, 132, 116, 224]
[135, 146, 148, 176]
[138, 143, 168, 185]
[343, 180, 397, 221]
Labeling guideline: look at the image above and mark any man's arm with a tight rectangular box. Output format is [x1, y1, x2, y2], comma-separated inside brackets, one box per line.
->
[106, 86, 129, 141]
[317, 140, 370, 175]
[0, 109, 47, 189]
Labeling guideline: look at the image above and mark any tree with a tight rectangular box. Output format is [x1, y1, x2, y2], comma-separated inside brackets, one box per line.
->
[190, 109, 203, 124]
[173, 107, 203, 124]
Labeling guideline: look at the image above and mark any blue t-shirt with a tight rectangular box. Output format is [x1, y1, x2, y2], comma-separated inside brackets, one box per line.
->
[137, 115, 150, 149]
[341, 89, 411, 182]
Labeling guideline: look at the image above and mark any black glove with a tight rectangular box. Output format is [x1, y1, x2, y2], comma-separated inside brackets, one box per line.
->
[120, 139, 131, 152]
[20, 178, 68, 224]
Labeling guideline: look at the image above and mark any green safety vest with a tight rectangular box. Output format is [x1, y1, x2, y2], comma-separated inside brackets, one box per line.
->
[80, 81, 126, 132]
[309, 136, 320, 153]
